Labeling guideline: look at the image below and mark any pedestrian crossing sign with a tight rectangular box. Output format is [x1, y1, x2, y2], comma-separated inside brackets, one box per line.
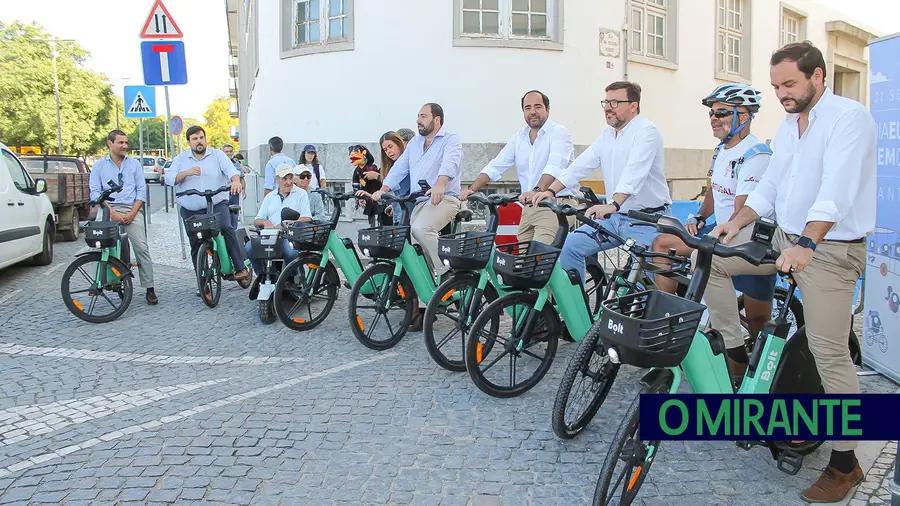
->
[123, 85, 157, 118]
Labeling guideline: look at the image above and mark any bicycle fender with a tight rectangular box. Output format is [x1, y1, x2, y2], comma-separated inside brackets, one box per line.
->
[639, 368, 675, 390]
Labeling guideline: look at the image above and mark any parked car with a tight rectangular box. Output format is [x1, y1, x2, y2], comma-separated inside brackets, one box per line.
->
[0, 142, 55, 269]
[19, 154, 96, 240]
[142, 156, 164, 183]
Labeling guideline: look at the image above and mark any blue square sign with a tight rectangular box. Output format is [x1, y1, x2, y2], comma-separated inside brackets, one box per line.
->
[123, 85, 156, 118]
[141, 40, 188, 86]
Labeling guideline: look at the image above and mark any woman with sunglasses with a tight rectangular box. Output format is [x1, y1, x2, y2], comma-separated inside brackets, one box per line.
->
[294, 167, 328, 222]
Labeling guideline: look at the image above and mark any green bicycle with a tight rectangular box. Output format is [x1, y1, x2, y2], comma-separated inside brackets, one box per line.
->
[177, 185, 253, 308]
[424, 191, 613, 372]
[61, 179, 135, 323]
[346, 180, 471, 351]
[271, 187, 363, 331]
[591, 212, 827, 505]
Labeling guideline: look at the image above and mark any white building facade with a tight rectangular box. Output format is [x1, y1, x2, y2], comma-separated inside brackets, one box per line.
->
[224, 0, 881, 200]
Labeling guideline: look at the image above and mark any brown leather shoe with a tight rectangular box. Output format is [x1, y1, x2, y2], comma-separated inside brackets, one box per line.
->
[800, 464, 863, 503]
[727, 358, 748, 385]
[146, 288, 158, 305]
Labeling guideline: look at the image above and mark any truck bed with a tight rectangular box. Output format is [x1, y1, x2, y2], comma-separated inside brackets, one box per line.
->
[25, 171, 90, 206]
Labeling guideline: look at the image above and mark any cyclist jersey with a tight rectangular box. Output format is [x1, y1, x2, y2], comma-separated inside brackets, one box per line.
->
[707, 134, 773, 222]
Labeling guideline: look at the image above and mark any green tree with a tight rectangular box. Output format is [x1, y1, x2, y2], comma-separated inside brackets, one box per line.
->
[203, 96, 238, 151]
[0, 21, 117, 155]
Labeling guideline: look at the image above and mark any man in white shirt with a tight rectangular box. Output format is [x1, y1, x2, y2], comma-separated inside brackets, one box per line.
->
[461, 90, 577, 244]
[704, 42, 875, 503]
[532, 81, 672, 284]
[651, 83, 776, 340]
[244, 163, 312, 276]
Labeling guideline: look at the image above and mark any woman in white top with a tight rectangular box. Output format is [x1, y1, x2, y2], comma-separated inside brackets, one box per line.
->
[297, 144, 326, 190]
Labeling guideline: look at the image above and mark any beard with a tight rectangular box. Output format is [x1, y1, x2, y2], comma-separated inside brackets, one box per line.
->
[782, 81, 816, 113]
[417, 121, 434, 136]
[526, 115, 545, 128]
[192, 144, 206, 155]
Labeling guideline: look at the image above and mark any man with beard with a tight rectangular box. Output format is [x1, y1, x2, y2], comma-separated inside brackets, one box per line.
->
[361, 103, 462, 330]
[166, 125, 250, 283]
[461, 90, 577, 244]
[89, 129, 158, 305]
[703, 41, 876, 503]
[531, 81, 672, 284]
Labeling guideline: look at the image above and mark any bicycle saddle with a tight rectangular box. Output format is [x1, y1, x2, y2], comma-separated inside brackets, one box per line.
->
[456, 210, 473, 222]
[229, 205, 242, 215]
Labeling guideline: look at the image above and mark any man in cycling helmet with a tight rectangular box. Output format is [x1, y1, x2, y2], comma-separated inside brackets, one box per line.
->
[652, 83, 776, 352]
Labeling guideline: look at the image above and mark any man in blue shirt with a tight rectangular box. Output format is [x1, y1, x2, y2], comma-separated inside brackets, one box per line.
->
[244, 164, 312, 275]
[263, 136, 295, 196]
[89, 129, 158, 305]
[165, 125, 249, 283]
[366, 103, 462, 280]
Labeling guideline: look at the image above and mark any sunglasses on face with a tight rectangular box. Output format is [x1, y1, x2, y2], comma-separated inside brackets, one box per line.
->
[709, 108, 736, 118]
[298, 174, 311, 179]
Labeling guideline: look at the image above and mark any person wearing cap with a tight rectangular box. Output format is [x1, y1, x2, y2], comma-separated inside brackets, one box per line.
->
[298, 144, 327, 190]
[294, 167, 328, 222]
[244, 163, 312, 275]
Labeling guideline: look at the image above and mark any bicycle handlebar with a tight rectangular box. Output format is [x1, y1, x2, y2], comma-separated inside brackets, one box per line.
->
[626, 210, 780, 266]
[465, 192, 519, 234]
[90, 179, 124, 207]
[176, 185, 232, 199]
[312, 187, 356, 203]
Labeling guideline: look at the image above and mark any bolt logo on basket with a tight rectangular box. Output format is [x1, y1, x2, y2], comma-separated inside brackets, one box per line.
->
[607, 319, 624, 334]
[441, 245, 450, 254]
[495, 257, 506, 266]
[91, 229, 104, 236]
[361, 234, 370, 241]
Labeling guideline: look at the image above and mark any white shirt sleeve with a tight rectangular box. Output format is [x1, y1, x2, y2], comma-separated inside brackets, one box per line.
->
[613, 125, 661, 196]
[480, 133, 518, 181]
[734, 153, 771, 196]
[557, 134, 603, 189]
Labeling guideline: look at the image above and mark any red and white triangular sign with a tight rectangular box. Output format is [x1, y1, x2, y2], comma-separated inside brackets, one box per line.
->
[140, 0, 184, 39]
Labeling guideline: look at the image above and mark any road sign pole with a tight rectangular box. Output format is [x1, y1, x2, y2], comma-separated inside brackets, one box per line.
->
[140, 118, 151, 226]
[164, 85, 185, 260]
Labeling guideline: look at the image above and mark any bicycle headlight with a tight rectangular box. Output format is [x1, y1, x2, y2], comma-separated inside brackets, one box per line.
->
[95, 241, 101, 248]
[197, 232, 203, 239]
[442, 259, 450, 266]
[607, 346, 621, 364]
[363, 248, 370, 257]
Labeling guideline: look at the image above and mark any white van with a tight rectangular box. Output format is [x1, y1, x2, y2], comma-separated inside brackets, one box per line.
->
[0, 142, 55, 270]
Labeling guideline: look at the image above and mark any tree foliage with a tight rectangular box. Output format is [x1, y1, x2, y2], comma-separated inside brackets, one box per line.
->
[203, 95, 239, 151]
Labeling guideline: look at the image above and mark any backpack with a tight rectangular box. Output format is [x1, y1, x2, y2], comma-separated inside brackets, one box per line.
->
[706, 142, 773, 188]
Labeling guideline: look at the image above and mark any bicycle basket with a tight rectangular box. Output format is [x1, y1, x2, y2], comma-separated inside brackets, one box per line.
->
[250, 231, 284, 260]
[438, 231, 496, 271]
[185, 213, 220, 240]
[83, 221, 121, 249]
[284, 220, 330, 251]
[492, 240, 560, 290]
[358, 226, 409, 259]
[596, 290, 706, 368]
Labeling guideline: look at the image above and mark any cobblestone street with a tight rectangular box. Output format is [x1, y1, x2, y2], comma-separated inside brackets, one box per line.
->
[0, 208, 897, 505]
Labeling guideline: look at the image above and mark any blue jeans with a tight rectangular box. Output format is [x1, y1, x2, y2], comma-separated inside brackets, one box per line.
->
[180, 202, 246, 273]
[698, 221, 776, 301]
[560, 208, 672, 284]
[391, 174, 413, 225]
[244, 238, 298, 276]
[228, 192, 240, 229]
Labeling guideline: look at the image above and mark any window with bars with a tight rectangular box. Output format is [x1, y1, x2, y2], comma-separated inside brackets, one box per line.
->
[282, 0, 353, 56]
[716, 0, 749, 79]
[628, 0, 677, 67]
[455, 0, 561, 48]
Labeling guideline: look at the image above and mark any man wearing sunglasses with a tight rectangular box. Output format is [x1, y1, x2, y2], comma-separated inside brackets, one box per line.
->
[651, 83, 775, 351]
[89, 129, 158, 305]
[531, 81, 672, 284]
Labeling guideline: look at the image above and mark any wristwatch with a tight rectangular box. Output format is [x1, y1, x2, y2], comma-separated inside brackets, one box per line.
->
[611, 201, 621, 212]
[797, 236, 817, 251]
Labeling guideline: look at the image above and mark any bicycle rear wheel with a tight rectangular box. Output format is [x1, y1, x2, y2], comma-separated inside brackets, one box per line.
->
[196, 242, 222, 308]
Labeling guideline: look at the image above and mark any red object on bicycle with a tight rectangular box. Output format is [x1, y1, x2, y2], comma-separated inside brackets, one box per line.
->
[495, 202, 522, 246]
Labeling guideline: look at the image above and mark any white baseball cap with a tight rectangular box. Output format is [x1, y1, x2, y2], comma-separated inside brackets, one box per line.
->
[275, 163, 294, 178]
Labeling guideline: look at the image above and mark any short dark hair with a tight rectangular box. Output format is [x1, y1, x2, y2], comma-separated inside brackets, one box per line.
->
[770, 41, 827, 79]
[185, 125, 205, 140]
[424, 103, 444, 126]
[221, 144, 233, 150]
[106, 129, 127, 143]
[521, 90, 550, 109]
[605, 81, 642, 112]
[268, 136, 283, 153]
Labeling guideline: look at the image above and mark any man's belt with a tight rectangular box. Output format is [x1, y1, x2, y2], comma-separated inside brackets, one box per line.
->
[621, 204, 669, 215]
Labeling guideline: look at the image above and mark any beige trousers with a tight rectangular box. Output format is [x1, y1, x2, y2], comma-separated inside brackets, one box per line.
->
[517, 197, 579, 245]
[410, 196, 460, 277]
[700, 225, 865, 451]
[107, 204, 155, 289]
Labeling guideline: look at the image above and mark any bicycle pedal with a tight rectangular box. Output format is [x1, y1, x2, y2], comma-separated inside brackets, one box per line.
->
[776, 449, 803, 475]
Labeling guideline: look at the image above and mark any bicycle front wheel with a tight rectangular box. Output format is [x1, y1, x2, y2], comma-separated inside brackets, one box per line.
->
[61, 252, 133, 324]
[196, 242, 222, 308]
[423, 272, 499, 372]
[348, 262, 415, 351]
[464, 291, 560, 398]
[273, 254, 340, 331]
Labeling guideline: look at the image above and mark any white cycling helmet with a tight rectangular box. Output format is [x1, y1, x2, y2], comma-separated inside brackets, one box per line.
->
[702, 83, 762, 114]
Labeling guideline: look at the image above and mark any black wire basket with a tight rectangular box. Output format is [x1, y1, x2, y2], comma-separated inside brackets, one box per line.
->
[358, 226, 409, 259]
[184, 213, 220, 240]
[438, 231, 496, 271]
[284, 221, 330, 251]
[492, 240, 560, 290]
[83, 221, 121, 249]
[596, 290, 706, 368]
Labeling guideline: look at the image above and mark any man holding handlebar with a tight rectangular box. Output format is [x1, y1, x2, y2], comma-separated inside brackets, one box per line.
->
[702, 42, 875, 503]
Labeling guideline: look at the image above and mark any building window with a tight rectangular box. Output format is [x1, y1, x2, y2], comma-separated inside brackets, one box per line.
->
[628, 0, 678, 69]
[454, 0, 563, 51]
[280, 0, 353, 58]
[780, 5, 807, 47]
[716, 0, 751, 80]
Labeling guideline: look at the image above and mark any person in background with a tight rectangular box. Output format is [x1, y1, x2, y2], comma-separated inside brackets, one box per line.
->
[295, 167, 328, 222]
[222, 143, 245, 229]
[396, 128, 415, 143]
[264, 136, 294, 196]
[90, 129, 158, 305]
[297, 144, 326, 190]
[351, 144, 391, 227]
[380, 131, 410, 224]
